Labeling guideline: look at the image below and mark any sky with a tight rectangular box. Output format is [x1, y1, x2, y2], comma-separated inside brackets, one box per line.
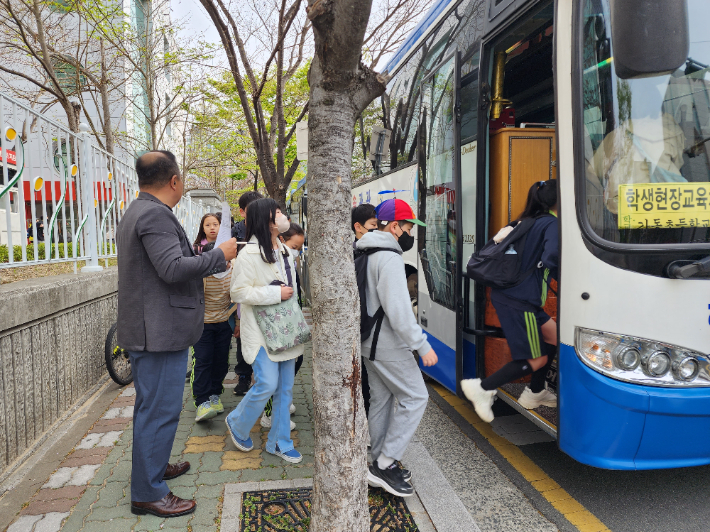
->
[171, 0, 221, 45]
[169, 0, 422, 71]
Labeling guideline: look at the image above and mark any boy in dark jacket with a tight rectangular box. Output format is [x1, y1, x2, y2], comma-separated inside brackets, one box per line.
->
[351, 203, 378, 414]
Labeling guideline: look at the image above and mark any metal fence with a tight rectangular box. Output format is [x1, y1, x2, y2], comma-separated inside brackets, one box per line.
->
[0, 91, 205, 272]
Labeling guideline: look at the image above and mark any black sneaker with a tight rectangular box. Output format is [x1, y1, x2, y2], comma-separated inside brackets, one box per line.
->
[233, 375, 250, 396]
[397, 461, 412, 483]
[367, 462, 414, 497]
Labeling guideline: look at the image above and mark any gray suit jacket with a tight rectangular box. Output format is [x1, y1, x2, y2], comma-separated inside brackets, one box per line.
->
[117, 192, 226, 352]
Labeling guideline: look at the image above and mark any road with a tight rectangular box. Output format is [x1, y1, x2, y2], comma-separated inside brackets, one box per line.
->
[429, 384, 710, 532]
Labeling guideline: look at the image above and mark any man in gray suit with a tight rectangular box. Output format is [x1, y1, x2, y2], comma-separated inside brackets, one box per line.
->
[117, 151, 236, 517]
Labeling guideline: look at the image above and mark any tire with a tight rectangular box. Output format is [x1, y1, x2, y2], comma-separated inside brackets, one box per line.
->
[105, 322, 134, 386]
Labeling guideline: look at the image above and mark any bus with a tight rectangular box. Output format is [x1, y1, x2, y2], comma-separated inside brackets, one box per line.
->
[295, 0, 710, 470]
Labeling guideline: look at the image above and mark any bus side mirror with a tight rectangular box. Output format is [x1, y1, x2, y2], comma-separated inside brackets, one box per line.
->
[610, 0, 689, 79]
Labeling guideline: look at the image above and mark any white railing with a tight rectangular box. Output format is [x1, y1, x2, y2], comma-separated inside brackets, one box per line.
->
[174, 194, 204, 247]
[0, 90, 205, 272]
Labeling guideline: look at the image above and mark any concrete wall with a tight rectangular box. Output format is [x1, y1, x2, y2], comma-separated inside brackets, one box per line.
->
[0, 268, 117, 476]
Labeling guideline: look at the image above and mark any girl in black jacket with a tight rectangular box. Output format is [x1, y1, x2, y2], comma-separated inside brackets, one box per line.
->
[462, 180, 559, 423]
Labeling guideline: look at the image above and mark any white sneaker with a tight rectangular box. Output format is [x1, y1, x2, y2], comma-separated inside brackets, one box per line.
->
[517, 387, 557, 409]
[289, 403, 296, 414]
[261, 413, 296, 431]
[461, 378, 496, 423]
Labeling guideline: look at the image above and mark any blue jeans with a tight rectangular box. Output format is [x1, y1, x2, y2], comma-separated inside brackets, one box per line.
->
[226, 347, 296, 453]
[128, 348, 188, 502]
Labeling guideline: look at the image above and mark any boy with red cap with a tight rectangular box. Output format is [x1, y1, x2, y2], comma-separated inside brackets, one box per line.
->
[355, 198, 438, 498]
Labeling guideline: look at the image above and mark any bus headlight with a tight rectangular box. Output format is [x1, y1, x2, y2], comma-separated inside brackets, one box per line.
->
[616, 347, 640, 371]
[674, 356, 700, 381]
[576, 328, 710, 387]
[645, 351, 671, 377]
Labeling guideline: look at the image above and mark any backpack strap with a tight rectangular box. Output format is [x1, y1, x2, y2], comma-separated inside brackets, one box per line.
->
[281, 249, 294, 288]
[361, 247, 399, 361]
[369, 307, 386, 361]
[363, 246, 399, 256]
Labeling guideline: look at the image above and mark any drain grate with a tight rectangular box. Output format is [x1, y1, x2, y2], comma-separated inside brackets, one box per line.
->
[240, 487, 419, 532]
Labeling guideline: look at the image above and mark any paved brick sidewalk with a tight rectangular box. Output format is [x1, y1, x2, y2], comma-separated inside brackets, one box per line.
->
[5, 339, 315, 532]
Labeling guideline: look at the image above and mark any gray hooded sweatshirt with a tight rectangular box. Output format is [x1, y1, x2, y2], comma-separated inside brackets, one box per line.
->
[356, 230, 432, 361]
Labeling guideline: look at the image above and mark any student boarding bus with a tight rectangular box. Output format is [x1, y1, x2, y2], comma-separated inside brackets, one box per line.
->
[294, 0, 710, 470]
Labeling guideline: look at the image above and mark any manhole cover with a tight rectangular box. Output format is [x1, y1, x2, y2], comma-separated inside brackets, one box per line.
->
[240, 487, 419, 532]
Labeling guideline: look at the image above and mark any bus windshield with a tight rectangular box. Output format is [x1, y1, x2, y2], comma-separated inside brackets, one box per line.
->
[581, 0, 710, 245]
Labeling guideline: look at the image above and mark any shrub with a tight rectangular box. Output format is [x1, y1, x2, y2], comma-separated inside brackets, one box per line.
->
[0, 242, 78, 263]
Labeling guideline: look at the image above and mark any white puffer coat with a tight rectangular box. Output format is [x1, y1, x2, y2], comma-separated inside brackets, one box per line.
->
[230, 236, 304, 364]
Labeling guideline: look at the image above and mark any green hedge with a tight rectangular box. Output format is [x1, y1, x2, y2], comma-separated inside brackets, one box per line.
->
[0, 243, 116, 263]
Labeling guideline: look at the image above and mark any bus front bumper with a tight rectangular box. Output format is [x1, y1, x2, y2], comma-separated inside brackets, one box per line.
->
[559, 343, 710, 470]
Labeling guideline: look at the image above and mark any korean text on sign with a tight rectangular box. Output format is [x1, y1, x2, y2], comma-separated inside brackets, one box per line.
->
[618, 183, 710, 229]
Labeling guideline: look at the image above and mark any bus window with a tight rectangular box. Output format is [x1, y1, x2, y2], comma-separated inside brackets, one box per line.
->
[460, 52, 480, 142]
[419, 54, 457, 310]
[581, 0, 710, 247]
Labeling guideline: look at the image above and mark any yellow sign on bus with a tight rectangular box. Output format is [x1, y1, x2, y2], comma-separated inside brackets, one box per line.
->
[618, 183, 710, 229]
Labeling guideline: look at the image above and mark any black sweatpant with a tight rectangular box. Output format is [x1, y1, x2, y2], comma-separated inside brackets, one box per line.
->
[233, 337, 253, 378]
[228, 313, 253, 379]
[192, 321, 232, 405]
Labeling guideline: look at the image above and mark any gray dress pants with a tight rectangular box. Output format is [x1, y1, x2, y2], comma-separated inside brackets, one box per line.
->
[128, 348, 188, 502]
[364, 355, 428, 462]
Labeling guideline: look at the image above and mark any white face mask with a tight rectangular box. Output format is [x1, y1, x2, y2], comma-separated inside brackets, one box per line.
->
[289, 247, 300, 259]
[276, 213, 290, 233]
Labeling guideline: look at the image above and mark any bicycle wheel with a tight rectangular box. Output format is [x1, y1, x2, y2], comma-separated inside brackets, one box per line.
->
[105, 322, 133, 386]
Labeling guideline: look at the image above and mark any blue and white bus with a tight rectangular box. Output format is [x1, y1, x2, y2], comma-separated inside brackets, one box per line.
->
[298, 0, 710, 470]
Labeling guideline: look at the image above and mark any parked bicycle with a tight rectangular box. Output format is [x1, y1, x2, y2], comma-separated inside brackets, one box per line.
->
[104, 323, 193, 386]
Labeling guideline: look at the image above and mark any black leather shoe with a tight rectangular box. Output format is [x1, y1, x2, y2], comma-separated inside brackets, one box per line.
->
[131, 492, 196, 517]
[162, 461, 190, 480]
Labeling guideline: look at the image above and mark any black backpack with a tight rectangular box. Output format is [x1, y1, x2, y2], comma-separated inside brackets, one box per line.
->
[466, 215, 550, 290]
[355, 247, 397, 361]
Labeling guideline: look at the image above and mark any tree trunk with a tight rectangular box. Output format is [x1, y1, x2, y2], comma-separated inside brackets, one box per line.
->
[99, 39, 114, 155]
[308, 88, 368, 532]
[58, 99, 79, 133]
[306, 0, 387, 526]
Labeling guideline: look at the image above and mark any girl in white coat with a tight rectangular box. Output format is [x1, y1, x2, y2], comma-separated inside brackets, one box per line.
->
[225, 198, 304, 464]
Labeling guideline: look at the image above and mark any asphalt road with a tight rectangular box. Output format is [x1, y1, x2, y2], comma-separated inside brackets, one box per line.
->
[520, 438, 710, 532]
[432, 390, 710, 532]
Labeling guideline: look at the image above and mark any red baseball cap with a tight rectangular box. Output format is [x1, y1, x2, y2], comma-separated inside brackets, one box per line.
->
[375, 198, 426, 226]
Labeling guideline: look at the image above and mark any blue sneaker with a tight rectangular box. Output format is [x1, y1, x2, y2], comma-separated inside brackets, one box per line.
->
[225, 418, 253, 452]
[268, 444, 302, 464]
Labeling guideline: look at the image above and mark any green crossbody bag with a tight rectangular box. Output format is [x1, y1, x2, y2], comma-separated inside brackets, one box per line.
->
[253, 250, 311, 353]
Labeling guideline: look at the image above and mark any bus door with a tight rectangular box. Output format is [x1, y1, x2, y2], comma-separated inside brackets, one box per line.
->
[459, 50, 481, 389]
[475, 0, 559, 431]
[417, 51, 460, 392]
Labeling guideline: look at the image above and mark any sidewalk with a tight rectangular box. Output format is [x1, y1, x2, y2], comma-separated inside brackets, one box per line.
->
[2, 314, 562, 532]
[5, 342, 315, 532]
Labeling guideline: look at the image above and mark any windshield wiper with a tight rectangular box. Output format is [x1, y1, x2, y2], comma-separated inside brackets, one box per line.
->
[667, 256, 710, 279]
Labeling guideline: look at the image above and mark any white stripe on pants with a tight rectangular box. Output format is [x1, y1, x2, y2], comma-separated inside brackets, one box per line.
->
[364, 355, 428, 462]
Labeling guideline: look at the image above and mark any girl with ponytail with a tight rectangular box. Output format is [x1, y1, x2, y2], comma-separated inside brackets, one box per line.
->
[462, 179, 560, 423]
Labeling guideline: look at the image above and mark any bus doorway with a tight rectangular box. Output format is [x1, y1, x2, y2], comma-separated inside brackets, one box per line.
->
[475, 0, 559, 432]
